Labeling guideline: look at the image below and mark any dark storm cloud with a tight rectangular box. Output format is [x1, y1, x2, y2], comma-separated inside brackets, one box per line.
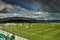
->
[0, 0, 60, 20]
[37, 0, 60, 13]
[1, 0, 60, 13]
[0, 0, 14, 13]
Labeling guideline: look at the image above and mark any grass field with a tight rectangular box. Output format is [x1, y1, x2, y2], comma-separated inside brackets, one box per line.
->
[0, 23, 60, 40]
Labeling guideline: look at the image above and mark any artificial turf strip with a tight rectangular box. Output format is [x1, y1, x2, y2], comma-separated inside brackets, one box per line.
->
[0, 23, 60, 40]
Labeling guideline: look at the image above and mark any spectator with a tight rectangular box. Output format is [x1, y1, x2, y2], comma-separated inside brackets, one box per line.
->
[10, 33, 15, 40]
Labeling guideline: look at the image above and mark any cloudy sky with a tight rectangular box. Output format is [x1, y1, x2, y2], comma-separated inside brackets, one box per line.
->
[0, 0, 60, 20]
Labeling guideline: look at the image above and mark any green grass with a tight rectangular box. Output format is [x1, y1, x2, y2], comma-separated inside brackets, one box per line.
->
[0, 23, 60, 40]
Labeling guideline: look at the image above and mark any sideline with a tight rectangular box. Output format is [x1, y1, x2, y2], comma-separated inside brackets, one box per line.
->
[0, 30, 28, 40]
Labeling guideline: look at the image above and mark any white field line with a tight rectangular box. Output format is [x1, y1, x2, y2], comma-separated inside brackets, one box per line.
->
[0, 30, 28, 40]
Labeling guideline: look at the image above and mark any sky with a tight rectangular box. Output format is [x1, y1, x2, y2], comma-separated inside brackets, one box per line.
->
[2, 0, 43, 12]
[0, 0, 60, 20]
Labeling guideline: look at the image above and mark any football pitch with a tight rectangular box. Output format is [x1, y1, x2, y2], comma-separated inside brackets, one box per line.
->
[0, 23, 60, 40]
